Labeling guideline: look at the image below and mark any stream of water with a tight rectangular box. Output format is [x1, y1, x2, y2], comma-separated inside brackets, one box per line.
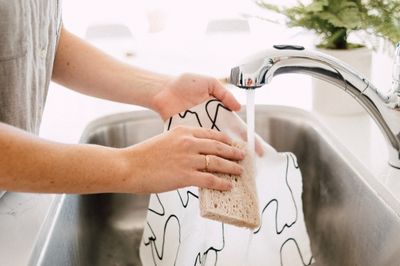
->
[246, 90, 255, 156]
[243, 89, 256, 265]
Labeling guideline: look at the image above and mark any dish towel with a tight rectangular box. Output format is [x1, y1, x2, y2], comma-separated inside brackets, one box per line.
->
[140, 99, 314, 266]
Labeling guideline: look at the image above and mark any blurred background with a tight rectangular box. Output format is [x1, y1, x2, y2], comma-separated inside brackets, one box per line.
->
[62, 0, 296, 37]
[40, 0, 394, 147]
[60, 0, 316, 78]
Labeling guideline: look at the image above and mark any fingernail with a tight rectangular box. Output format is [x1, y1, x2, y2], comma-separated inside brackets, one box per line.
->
[227, 182, 233, 190]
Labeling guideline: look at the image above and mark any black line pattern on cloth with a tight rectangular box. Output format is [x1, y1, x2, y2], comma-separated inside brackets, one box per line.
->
[143, 215, 181, 265]
[177, 189, 198, 208]
[254, 153, 298, 235]
[144, 190, 224, 266]
[144, 99, 227, 265]
[288, 152, 299, 169]
[148, 194, 165, 216]
[167, 109, 203, 130]
[278, 154, 313, 265]
[205, 99, 231, 131]
[193, 223, 226, 266]
[279, 238, 313, 266]
[143, 99, 312, 266]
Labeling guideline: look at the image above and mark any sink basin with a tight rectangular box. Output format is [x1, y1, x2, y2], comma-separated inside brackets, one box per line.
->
[29, 106, 400, 266]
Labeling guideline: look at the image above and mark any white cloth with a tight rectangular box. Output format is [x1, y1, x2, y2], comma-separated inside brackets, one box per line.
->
[140, 99, 314, 266]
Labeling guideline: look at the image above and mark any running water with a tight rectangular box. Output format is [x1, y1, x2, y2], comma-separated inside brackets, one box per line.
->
[243, 89, 256, 265]
[246, 90, 255, 156]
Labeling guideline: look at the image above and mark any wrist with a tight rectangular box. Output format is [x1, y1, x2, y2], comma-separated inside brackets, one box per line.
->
[113, 145, 146, 193]
[149, 75, 174, 119]
[79, 145, 133, 193]
[111, 147, 132, 193]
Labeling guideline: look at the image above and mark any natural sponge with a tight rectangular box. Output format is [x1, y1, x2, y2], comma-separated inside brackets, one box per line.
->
[199, 140, 260, 229]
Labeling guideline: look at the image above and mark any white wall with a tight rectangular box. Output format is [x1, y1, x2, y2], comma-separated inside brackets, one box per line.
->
[61, 0, 299, 37]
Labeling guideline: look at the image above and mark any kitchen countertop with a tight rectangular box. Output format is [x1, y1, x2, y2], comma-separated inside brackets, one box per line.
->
[0, 25, 395, 265]
[0, 193, 55, 266]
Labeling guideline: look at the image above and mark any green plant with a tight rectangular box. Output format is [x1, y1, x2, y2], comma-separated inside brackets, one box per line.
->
[257, 0, 400, 49]
[365, 1, 400, 46]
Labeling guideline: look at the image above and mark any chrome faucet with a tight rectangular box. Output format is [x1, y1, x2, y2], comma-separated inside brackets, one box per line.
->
[229, 44, 400, 168]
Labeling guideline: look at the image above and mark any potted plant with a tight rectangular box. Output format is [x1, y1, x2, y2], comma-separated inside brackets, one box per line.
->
[257, 0, 400, 114]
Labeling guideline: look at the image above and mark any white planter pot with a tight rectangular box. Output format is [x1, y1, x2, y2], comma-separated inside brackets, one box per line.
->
[312, 47, 372, 115]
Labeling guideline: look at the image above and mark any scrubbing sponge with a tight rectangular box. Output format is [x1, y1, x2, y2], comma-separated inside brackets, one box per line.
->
[199, 140, 260, 229]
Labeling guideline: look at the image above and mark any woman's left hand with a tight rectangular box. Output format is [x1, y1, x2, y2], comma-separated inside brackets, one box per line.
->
[152, 73, 241, 120]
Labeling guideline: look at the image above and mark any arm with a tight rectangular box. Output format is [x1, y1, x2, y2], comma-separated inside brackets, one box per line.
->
[0, 27, 245, 194]
[0, 122, 126, 194]
[52, 27, 240, 120]
[0, 123, 243, 194]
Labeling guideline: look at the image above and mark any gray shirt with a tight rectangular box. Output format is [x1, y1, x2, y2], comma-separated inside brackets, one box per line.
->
[0, 0, 62, 134]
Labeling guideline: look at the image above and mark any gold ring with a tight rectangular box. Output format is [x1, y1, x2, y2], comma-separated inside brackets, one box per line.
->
[204, 155, 210, 171]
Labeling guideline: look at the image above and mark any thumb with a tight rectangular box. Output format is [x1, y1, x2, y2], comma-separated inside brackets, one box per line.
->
[209, 80, 241, 112]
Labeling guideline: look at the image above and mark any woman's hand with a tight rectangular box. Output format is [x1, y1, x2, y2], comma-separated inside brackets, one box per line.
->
[119, 126, 245, 194]
[151, 73, 240, 120]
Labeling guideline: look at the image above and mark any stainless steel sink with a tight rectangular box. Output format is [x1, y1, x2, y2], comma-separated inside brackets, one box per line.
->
[29, 106, 400, 266]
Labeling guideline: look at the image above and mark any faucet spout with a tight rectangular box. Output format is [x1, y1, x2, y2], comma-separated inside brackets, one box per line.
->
[229, 45, 400, 168]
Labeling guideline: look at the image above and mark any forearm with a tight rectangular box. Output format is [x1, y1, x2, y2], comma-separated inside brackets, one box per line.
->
[0, 123, 129, 194]
[52, 27, 170, 111]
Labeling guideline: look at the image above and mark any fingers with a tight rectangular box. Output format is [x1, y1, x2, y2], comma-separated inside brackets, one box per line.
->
[195, 139, 244, 161]
[197, 154, 243, 175]
[209, 80, 241, 112]
[179, 127, 246, 160]
[191, 172, 233, 191]
[173, 127, 243, 161]
[192, 128, 232, 145]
